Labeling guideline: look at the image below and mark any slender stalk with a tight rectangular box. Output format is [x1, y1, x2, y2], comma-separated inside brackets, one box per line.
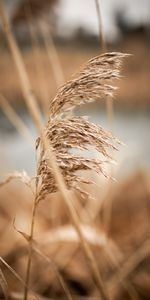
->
[0, 267, 9, 300]
[95, 0, 114, 236]
[95, 0, 106, 52]
[0, 94, 33, 147]
[0, 257, 39, 300]
[25, 3, 50, 116]
[110, 238, 150, 289]
[23, 195, 37, 300]
[38, 21, 65, 88]
[0, 5, 47, 300]
[41, 137, 109, 300]
[33, 246, 73, 300]
[95, 0, 113, 128]
[0, 2, 42, 133]
[0, 3, 109, 299]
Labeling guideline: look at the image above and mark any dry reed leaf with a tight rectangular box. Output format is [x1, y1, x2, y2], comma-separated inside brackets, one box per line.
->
[0, 257, 39, 300]
[13, 229, 73, 300]
[37, 52, 127, 202]
[0, 267, 9, 300]
[0, 94, 33, 147]
[0, 171, 33, 191]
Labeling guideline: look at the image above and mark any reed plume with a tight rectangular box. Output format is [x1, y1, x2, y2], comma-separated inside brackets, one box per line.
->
[37, 52, 127, 202]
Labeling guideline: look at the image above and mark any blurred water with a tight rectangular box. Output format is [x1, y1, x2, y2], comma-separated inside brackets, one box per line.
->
[83, 107, 150, 177]
[0, 108, 150, 177]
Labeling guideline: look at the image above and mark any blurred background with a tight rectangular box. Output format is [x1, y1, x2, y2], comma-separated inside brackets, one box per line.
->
[0, 1, 150, 299]
[0, 0, 150, 177]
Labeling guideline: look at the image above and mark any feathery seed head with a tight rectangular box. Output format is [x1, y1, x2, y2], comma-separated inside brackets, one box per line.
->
[37, 52, 127, 201]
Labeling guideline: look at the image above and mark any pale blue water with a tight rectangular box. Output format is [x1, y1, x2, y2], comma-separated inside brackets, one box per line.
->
[0, 108, 150, 177]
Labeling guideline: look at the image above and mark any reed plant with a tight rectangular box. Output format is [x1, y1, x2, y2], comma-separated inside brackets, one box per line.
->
[0, 2, 130, 300]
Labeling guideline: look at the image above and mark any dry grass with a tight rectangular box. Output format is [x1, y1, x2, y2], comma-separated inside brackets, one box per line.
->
[0, 3, 127, 300]
[35, 51, 127, 300]
[0, 171, 150, 299]
[37, 52, 126, 202]
[0, 1, 150, 300]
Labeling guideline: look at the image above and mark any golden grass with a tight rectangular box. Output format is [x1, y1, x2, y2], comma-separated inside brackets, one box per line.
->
[0, 170, 150, 299]
[1, 3, 124, 299]
[0, 1, 150, 300]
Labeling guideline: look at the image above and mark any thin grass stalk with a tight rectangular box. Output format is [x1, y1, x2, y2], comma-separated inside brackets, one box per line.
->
[28, 22, 50, 117]
[0, 257, 39, 300]
[33, 246, 73, 300]
[102, 180, 114, 236]
[24, 193, 37, 300]
[0, 2, 42, 133]
[95, 0, 106, 52]
[109, 237, 150, 291]
[0, 176, 15, 189]
[103, 242, 140, 300]
[95, 0, 114, 236]
[0, 94, 33, 147]
[14, 224, 73, 300]
[41, 137, 109, 300]
[0, 267, 9, 300]
[0, 3, 109, 300]
[0, 7, 42, 297]
[38, 21, 65, 88]
[25, 3, 50, 116]
[95, 0, 114, 128]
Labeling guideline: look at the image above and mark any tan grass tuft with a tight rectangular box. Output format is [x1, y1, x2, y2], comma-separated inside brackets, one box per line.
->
[49, 52, 127, 117]
[37, 116, 117, 201]
[38, 52, 126, 201]
[0, 3, 128, 299]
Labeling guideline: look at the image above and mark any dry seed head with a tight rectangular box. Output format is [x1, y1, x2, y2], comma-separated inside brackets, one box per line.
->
[37, 52, 127, 201]
[49, 52, 128, 118]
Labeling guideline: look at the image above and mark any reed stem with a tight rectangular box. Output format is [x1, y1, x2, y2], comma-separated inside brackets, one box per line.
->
[95, 0, 114, 128]
[0, 3, 109, 299]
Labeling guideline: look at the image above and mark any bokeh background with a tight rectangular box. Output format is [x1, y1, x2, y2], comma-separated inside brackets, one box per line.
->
[0, 0, 150, 178]
[0, 1, 150, 299]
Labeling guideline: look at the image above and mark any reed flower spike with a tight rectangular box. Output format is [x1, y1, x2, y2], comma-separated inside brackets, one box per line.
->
[37, 52, 127, 201]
